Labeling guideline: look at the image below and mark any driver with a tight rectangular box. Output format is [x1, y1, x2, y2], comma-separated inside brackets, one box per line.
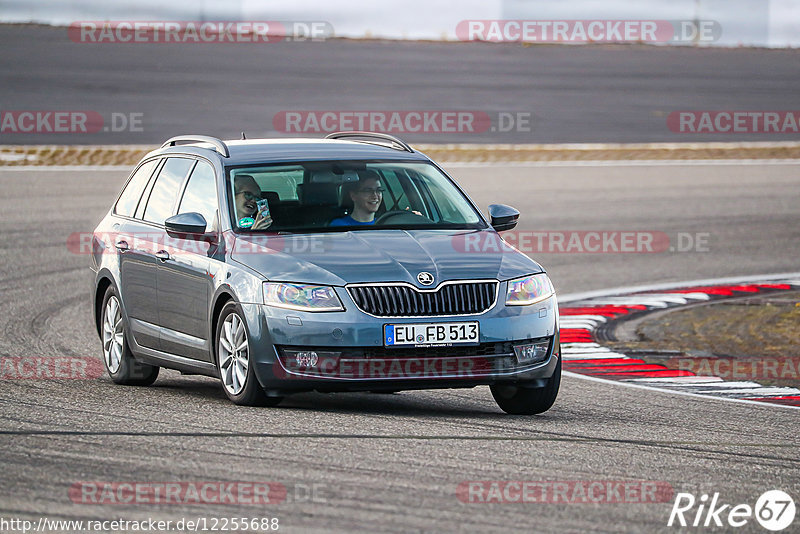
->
[329, 172, 383, 227]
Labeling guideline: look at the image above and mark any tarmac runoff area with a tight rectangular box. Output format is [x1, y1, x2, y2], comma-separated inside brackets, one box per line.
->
[1, 140, 796, 410]
[0, 153, 798, 531]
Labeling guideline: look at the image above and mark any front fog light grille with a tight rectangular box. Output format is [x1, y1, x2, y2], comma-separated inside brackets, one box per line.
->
[513, 340, 550, 364]
[279, 349, 341, 372]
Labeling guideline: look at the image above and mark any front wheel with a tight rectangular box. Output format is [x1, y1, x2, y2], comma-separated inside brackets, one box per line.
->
[101, 286, 159, 386]
[215, 301, 282, 407]
[490, 357, 561, 415]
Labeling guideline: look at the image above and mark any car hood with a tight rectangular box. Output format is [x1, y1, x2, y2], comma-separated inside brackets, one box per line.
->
[230, 229, 543, 286]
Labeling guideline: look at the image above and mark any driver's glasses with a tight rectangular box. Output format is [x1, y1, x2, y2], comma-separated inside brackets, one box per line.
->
[237, 191, 260, 202]
[358, 187, 385, 196]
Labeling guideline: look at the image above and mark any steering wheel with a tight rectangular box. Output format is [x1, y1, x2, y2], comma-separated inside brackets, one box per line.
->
[375, 210, 430, 225]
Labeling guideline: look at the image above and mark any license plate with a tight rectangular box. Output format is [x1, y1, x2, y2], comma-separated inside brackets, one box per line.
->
[384, 322, 479, 347]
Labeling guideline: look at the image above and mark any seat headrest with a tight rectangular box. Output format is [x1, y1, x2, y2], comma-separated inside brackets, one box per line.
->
[309, 169, 339, 183]
[261, 191, 280, 205]
[297, 183, 339, 206]
[339, 182, 357, 209]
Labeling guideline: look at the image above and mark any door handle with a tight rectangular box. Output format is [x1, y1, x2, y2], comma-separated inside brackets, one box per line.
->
[155, 250, 170, 262]
[115, 240, 129, 251]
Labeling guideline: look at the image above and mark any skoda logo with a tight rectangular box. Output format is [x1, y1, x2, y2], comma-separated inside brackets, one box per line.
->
[417, 272, 434, 286]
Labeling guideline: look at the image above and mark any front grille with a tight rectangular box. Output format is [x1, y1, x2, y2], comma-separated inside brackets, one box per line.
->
[347, 281, 498, 317]
[344, 339, 523, 359]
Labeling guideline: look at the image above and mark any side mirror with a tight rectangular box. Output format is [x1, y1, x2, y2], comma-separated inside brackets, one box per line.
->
[165, 212, 207, 236]
[488, 204, 519, 232]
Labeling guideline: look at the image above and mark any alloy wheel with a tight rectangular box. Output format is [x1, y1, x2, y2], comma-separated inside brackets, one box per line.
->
[218, 312, 249, 395]
[102, 296, 124, 373]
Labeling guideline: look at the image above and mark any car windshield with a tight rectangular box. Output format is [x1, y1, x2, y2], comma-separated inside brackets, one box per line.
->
[226, 161, 485, 232]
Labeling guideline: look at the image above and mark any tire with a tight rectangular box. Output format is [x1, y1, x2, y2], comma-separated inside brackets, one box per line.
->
[101, 286, 159, 386]
[490, 357, 561, 415]
[215, 301, 282, 407]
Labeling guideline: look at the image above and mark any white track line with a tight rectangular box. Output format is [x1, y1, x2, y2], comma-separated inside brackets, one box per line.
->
[560, 315, 608, 323]
[563, 372, 800, 410]
[0, 165, 132, 171]
[559, 272, 800, 304]
[562, 353, 629, 360]
[560, 321, 603, 329]
[682, 387, 800, 397]
[627, 376, 725, 384]
[444, 159, 800, 168]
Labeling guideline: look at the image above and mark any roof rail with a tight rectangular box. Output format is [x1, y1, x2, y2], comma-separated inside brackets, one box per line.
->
[161, 135, 230, 158]
[325, 131, 414, 153]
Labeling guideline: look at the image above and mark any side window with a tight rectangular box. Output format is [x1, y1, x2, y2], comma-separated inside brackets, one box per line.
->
[377, 170, 412, 212]
[378, 168, 429, 215]
[178, 160, 217, 226]
[134, 159, 162, 220]
[142, 158, 195, 225]
[424, 180, 463, 222]
[114, 159, 158, 217]
[232, 167, 304, 201]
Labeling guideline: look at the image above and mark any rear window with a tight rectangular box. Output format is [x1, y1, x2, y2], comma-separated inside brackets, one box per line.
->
[178, 160, 218, 226]
[233, 166, 304, 201]
[114, 159, 158, 217]
[142, 158, 195, 225]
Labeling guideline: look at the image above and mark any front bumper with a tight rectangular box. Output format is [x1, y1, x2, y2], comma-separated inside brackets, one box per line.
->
[240, 292, 560, 394]
[266, 335, 559, 393]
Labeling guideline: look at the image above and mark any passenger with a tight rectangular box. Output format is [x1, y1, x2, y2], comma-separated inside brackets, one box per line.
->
[234, 174, 272, 230]
[329, 172, 384, 227]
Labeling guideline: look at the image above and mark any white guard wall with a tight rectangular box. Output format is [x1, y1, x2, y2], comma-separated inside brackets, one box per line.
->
[0, 0, 797, 47]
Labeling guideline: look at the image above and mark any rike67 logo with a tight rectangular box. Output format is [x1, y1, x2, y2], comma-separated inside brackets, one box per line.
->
[668, 490, 795, 531]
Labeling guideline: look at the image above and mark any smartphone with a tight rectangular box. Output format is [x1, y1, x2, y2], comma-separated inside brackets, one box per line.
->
[256, 198, 270, 219]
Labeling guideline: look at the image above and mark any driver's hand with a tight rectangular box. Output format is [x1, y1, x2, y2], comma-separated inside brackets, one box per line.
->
[405, 207, 423, 216]
[252, 211, 273, 230]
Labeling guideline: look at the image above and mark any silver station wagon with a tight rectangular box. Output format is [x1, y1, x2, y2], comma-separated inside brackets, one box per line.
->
[91, 132, 561, 414]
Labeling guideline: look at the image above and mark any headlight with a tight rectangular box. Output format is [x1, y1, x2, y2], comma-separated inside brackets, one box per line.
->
[505, 274, 554, 306]
[263, 282, 344, 312]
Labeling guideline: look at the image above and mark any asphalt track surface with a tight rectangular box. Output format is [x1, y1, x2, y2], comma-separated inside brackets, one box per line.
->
[0, 162, 798, 532]
[1, 24, 800, 144]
